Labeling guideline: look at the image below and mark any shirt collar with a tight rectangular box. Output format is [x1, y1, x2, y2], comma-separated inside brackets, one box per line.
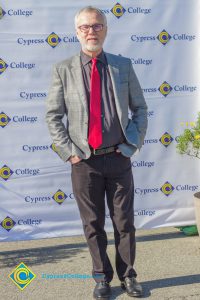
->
[80, 50, 107, 66]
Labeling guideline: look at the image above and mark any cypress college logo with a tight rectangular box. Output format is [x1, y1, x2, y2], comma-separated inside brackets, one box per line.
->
[0, 112, 11, 128]
[0, 165, 13, 181]
[52, 190, 67, 205]
[158, 81, 173, 97]
[0, 112, 38, 127]
[9, 262, 36, 290]
[0, 58, 8, 75]
[111, 3, 126, 18]
[0, 216, 16, 231]
[160, 182, 175, 196]
[159, 132, 173, 147]
[135, 182, 198, 197]
[143, 82, 197, 97]
[0, 7, 6, 19]
[46, 32, 61, 48]
[157, 30, 172, 45]
[50, 143, 59, 154]
[110, 2, 151, 18]
[131, 30, 195, 45]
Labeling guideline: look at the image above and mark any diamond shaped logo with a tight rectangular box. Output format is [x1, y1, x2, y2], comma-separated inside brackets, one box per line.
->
[159, 132, 173, 147]
[9, 262, 36, 290]
[111, 3, 126, 19]
[52, 189, 67, 205]
[0, 216, 16, 232]
[158, 81, 173, 97]
[0, 58, 8, 75]
[50, 143, 59, 154]
[160, 181, 174, 196]
[45, 32, 61, 48]
[157, 30, 172, 45]
[0, 112, 11, 128]
[0, 7, 6, 19]
[0, 165, 14, 181]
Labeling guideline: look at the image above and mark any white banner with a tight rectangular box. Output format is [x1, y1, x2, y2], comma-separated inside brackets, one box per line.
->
[0, 0, 200, 241]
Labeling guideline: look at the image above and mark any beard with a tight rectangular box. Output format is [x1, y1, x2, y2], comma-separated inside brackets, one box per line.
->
[81, 41, 103, 53]
[86, 44, 101, 51]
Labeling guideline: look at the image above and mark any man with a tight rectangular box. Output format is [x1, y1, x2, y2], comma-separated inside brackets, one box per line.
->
[46, 6, 148, 299]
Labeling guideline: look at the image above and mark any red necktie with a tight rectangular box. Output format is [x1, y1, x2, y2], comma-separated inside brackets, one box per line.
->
[88, 58, 102, 149]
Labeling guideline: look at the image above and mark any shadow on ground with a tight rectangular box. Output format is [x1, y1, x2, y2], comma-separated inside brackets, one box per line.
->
[0, 242, 88, 268]
[0, 230, 188, 269]
[109, 274, 200, 299]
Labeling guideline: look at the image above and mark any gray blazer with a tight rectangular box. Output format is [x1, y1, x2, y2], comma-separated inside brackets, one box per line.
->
[46, 52, 148, 162]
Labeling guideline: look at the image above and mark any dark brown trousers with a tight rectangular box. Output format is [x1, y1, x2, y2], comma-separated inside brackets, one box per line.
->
[71, 151, 137, 282]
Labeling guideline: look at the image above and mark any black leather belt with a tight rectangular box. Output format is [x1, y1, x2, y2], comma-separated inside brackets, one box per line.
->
[91, 145, 118, 155]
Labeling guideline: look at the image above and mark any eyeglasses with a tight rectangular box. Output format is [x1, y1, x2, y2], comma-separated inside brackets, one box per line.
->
[78, 24, 104, 33]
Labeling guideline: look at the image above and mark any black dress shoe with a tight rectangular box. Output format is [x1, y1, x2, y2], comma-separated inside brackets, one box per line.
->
[93, 281, 111, 299]
[121, 276, 143, 297]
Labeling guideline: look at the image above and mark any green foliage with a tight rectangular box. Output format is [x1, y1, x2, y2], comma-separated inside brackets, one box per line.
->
[176, 113, 200, 159]
[176, 225, 199, 236]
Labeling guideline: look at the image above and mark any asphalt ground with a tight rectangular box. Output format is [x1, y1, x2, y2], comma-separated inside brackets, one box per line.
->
[0, 227, 200, 300]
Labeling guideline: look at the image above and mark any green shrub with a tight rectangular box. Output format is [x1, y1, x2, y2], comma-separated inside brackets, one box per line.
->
[176, 112, 200, 159]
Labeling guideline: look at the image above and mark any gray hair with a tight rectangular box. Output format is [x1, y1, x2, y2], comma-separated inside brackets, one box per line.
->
[74, 6, 107, 28]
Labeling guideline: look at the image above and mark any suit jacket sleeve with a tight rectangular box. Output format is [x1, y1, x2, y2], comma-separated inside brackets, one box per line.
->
[45, 65, 82, 162]
[127, 59, 148, 150]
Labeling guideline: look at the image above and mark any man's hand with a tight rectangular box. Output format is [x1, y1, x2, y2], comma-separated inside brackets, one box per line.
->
[69, 155, 82, 164]
[116, 148, 121, 153]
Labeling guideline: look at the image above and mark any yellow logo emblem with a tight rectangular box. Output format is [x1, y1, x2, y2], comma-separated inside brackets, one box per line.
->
[160, 182, 174, 196]
[46, 32, 61, 48]
[157, 30, 172, 45]
[0, 7, 6, 19]
[158, 81, 172, 97]
[111, 3, 126, 18]
[9, 262, 36, 290]
[0, 165, 13, 181]
[0, 58, 8, 75]
[0, 216, 16, 231]
[0, 112, 11, 128]
[159, 132, 173, 147]
[50, 143, 59, 153]
[53, 190, 67, 205]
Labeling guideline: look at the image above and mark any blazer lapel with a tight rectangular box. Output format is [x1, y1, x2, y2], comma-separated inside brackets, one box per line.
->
[70, 54, 88, 115]
[106, 53, 124, 127]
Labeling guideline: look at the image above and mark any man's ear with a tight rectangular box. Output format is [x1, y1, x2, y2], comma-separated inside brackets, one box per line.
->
[76, 29, 80, 41]
[105, 25, 108, 36]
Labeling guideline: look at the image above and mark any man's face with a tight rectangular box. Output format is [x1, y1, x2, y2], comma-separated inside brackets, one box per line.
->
[76, 11, 107, 54]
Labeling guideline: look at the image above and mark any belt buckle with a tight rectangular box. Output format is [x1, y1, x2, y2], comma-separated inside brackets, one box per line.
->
[93, 148, 101, 155]
[92, 146, 117, 155]
[93, 149, 97, 155]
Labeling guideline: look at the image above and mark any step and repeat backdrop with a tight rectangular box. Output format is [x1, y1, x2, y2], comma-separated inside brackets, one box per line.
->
[0, 0, 200, 241]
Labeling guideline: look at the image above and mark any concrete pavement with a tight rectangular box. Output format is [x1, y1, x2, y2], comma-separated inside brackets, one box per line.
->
[0, 227, 200, 300]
